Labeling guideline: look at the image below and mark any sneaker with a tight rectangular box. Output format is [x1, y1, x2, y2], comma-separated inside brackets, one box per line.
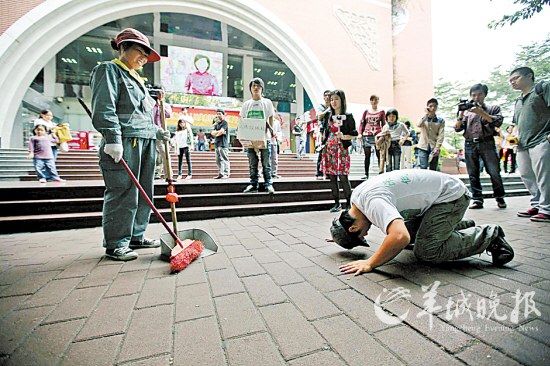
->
[129, 238, 160, 249]
[213, 174, 223, 179]
[243, 185, 258, 193]
[469, 201, 483, 209]
[39, 178, 47, 183]
[496, 197, 507, 209]
[455, 219, 476, 230]
[105, 247, 138, 261]
[221, 175, 230, 179]
[266, 185, 275, 194]
[530, 213, 550, 223]
[518, 207, 538, 217]
[176, 175, 183, 180]
[361, 175, 369, 180]
[487, 231, 514, 266]
[329, 204, 341, 213]
[316, 175, 324, 180]
[52, 178, 66, 182]
[185, 175, 192, 180]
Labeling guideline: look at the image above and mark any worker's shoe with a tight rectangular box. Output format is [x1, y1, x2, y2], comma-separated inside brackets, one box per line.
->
[266, 185, 275, 194]
[486, 227, 514, 267]
[105, 247, 138, 261]
[496, 197, 507, 209]
[129, 238, 160, 249]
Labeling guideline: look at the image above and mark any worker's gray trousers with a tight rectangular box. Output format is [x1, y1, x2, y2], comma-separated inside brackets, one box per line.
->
[99, 137, 156, 249]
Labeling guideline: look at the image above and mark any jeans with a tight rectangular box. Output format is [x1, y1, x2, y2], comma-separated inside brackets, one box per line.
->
[215, 146, 230, 176]
[196, 141, 206, 151]
[386, 141, 401, 172]
[464, 139, 505, 203]
[269, 142, 278, 175]
[33, 158, 60, 180]
[247, 142, 272, 187]
[296, 134, 306, 157]
[417, 146, 439, 170]
[413, 193, 502, 262]
[517, 141, 550, 215]
[178, 147, 192, 175]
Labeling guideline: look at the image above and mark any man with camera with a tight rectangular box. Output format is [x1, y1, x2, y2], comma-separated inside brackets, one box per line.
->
[210, 109, 230, 179]
[509, 66, 550, 223]
[454, 83, 506, 210]
[416, 98, 444, 171]
[315, 90, 331, 179]
[150, 85, 172, 179]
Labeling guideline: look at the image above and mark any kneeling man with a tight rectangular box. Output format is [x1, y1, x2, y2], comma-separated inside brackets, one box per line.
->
[331, 170, 514, 275]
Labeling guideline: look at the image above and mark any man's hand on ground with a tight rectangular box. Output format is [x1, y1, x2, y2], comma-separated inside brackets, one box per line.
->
[339, 260, 373, 276]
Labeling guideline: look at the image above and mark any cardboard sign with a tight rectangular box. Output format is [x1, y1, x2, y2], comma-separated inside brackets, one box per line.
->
[237, 118, 266, 148]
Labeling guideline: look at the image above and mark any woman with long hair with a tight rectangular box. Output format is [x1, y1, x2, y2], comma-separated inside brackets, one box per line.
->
[174, 118, 194, 179]
[321, 90, 358, 212]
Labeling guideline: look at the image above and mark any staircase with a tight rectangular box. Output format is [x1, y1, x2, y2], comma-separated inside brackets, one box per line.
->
[0, 149, 34, 181]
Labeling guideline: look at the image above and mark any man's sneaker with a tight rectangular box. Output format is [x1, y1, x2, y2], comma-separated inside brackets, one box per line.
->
[243, 185, 258, 193]
[518, 207, 538, 217]
[329, 204, 341, 213]
[213, 174, 223, 179]
[530, 213, 550, 223]
[469, 201, 483, 209]
[39, 178, 47, 183]
[455, 219, 476, 230]
[222, 175, 230, 179]
[496, 197, 507, 209]
[361, 175, 369, 180]
[105, 247, 138, 261]
[129, 238, 160, 249]
[316, 175, 324, 180]
[487, 234, 514, 267]
[266, 185, 275, 194]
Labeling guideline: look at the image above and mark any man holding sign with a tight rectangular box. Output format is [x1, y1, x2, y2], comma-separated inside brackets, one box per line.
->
[239, 77, 276, 194]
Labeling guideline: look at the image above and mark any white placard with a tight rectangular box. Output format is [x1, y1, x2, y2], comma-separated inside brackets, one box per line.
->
[237, 118, 266, 143]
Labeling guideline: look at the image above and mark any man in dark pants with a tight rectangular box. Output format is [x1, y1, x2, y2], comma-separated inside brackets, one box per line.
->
[454, 83, 506, 209]
[315, 90, 331, 179]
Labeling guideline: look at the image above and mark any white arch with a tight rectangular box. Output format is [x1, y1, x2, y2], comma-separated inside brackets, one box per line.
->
[0, 0, 333, 147]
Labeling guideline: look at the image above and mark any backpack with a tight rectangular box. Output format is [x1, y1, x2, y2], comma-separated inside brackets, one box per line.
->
[535, 81, 546, 104]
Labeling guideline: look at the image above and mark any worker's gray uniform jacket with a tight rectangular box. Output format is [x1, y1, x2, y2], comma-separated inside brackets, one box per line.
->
[90, 61, 157, 143]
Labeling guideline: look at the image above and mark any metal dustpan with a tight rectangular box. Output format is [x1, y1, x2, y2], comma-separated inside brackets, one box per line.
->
[160, 228, 218, 262]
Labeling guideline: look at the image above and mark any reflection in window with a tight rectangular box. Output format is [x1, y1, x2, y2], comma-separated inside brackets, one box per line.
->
[160, 13, 222, 41]
[227, 25, 269, 52]
[102, 14, 154, 35]
[227, 55, 243, 99]
[253, 59, 295, 102]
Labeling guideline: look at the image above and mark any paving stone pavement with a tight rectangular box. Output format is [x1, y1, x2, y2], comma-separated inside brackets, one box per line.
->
[0, 196, 549, 365]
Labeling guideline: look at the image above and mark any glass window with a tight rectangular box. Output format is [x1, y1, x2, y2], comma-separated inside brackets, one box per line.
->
[160, 13, 222, 41]
[30, 69, 44, 93]
[102, 14, 154, 35]
[253, 59, 295, 102]
[227, 55, 243, 99]
[227, 25, 269, 52]
[56, 36, 154, 93]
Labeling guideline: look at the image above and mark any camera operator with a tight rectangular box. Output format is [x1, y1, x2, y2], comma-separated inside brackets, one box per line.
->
[151, 85, 172, 179]
[454, 83, 506, 210]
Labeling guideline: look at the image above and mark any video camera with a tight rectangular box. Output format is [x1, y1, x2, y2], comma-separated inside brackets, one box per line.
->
[457, 99, 479, 112]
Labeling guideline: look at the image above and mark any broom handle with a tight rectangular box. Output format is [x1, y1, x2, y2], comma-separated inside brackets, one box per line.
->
[159, 99, 178, 233]
[120, 158, 184, 247]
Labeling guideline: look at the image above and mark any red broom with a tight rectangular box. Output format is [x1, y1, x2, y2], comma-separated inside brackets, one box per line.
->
[119, 159, 203, 272]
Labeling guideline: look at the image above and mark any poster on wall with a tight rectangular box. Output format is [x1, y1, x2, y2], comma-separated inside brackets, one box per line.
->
[160, 45, 222, 96]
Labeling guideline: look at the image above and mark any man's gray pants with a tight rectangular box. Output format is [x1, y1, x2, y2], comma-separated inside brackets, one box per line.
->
[270, 142, 278, 175]
[517, 141, 550, 215]
[215, 146, 230, 176]
[99, 137, 156, 249]
[413, 193, 502, 262]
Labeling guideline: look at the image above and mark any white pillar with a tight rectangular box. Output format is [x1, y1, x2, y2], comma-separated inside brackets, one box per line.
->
[43, 58, 56, 98]
[295, 78, 304, 117]
[242, 55, 253, 100]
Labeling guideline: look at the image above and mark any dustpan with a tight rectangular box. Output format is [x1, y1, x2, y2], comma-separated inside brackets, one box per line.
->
[160, 229, 218, 262]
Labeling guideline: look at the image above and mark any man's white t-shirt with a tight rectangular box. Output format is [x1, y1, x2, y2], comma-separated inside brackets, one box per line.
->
[239, 97, 275, 140]
[351, 169, 468, 234]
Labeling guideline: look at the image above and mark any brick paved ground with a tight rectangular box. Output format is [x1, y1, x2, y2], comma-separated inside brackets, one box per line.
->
[0, 196, 549, 365]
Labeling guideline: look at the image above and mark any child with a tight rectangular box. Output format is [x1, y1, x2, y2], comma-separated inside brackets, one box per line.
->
[376, 108, 409, 172]
[27, 124, 64, 183]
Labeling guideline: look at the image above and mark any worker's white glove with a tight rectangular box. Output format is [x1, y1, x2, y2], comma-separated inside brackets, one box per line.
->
[104, 143, 123, 163]
[156, 128, 171, 141]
